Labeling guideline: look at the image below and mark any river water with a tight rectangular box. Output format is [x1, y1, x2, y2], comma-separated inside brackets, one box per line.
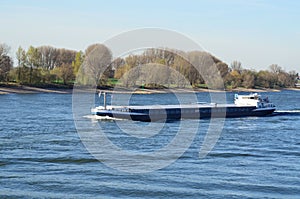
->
[1, 90, 300, 198]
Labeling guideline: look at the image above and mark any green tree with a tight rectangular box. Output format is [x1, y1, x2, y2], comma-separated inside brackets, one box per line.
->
[242, 70, 255, 89]
[53, 64, 74, 85]
[72, 51, 84, 76]
[16, 46, 26, 82]
[26, 46, 41, 83]
[229, 70, 242, 88]
[256, 70, 273, 88]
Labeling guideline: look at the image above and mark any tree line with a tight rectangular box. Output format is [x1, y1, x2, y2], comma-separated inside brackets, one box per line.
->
[112, 49, 298, 89]
[0, 42, 298, 89]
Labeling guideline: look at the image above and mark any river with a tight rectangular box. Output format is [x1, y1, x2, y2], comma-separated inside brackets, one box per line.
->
[1, 90, 300, 198]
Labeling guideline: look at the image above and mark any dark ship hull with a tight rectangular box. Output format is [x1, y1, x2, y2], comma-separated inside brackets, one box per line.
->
[92, 104, 276, 122]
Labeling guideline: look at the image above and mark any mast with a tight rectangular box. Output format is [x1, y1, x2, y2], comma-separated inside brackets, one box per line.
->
[103, 92, 107, 110]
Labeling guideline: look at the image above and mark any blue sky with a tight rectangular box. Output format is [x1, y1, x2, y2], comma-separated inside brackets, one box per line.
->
[1, 0, 299, 71]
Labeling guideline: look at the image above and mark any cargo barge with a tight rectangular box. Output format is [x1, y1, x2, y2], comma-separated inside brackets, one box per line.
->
[91, 93, 276, 122]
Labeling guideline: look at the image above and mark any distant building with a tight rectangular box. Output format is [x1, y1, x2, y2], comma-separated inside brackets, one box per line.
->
[296, 75, 300, 88]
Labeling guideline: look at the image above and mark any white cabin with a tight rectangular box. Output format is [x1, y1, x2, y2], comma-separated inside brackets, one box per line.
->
[234, 93, 275, 108]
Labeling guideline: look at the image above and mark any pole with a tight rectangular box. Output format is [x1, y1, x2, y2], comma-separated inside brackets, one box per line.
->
[103, 92, 107, 110]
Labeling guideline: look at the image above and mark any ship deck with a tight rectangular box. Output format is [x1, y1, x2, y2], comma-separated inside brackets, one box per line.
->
[103, 103, 255, 110]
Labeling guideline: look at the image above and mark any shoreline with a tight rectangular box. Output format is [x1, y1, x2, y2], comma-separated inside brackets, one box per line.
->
[0, 85, 73, 94]
[0, 84, 298, 95]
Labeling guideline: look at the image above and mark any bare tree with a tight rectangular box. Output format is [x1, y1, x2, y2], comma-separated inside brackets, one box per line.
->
[216, 62, 229, 79]
[269, 64, 282, 74]
[38, 46, 59, 70]
[187, 51, 223, 89]
[84, 44, 112, 85]
[57, 48, 77, 67]
[231, 61, 242, 73]
[0, 43, 10, 57]
[173, 54, 188, 88]
[0, 43, 12, 82]
[0, 55, 13, 81]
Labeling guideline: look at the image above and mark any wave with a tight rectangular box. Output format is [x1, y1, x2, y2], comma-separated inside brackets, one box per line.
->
[9, 157, 99, 164]
[208, 152, 264, 158]
[273, 110, 300, 116]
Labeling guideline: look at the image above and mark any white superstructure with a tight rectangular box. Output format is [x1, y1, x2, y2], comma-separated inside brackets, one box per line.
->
[234, 93, 275, 108]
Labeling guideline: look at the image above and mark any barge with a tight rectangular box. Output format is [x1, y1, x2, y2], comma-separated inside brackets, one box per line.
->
[91, 93, 276, 122]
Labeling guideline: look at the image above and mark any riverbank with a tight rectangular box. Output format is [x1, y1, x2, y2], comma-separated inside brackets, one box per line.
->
[1, 84, 298, 95]
[0, 84, 72, 94]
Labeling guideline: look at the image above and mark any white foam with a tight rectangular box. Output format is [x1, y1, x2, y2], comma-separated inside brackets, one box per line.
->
[275, 110, 300, 113]
[83, 115, 126, 121]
